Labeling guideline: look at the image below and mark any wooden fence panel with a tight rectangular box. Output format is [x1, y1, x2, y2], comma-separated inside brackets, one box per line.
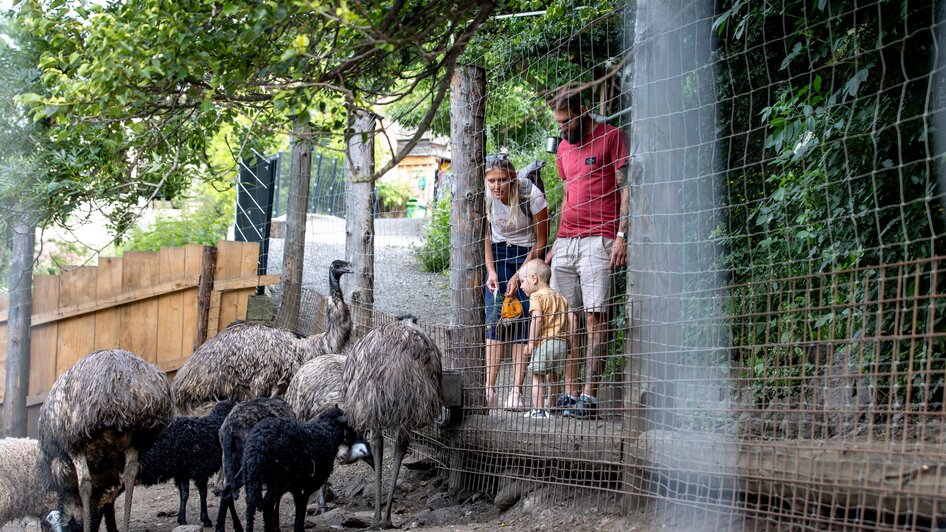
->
[29, 276, 60, 396]
[156, 247, 186, 369]
[94, 256, 122, 350]
[56, 267, 98, 377]
[215, 240, 243, 331]
[120, 251, 160, 363]
[180, 245, 205, 358]
[0, 241, 277, 432]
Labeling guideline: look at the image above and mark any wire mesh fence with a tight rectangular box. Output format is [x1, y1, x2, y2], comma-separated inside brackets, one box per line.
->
[260, 0, 946, 529]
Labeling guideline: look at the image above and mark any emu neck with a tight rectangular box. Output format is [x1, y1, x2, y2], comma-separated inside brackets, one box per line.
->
[329, 272, 344, 302]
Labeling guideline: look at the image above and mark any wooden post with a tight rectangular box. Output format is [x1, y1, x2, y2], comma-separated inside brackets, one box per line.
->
[447, 64, 486, 499]
[276, 123, 314, 332]
[345, 108, 377, 339]
[2, 208, 34, 437]
[193, 245, 217, 351]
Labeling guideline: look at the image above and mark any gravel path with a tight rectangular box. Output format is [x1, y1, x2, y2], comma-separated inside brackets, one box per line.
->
[266, 215, 452, 326]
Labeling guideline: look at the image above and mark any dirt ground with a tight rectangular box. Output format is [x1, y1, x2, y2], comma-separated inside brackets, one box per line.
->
[4, 443, 655, 532]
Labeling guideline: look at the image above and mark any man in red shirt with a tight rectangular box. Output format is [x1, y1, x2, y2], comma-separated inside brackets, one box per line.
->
[547, 88, 629, 418]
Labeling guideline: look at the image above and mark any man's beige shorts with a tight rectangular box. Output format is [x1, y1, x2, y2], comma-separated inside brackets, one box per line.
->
[550, 236, 614, 313]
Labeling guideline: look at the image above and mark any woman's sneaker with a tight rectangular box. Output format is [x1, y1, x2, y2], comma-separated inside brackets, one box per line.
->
[524, 409, 549, 419]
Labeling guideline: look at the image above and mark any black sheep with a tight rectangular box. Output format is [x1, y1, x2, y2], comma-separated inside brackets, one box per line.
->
[242, 406, 369, 532]
[138, 399, 236, 527]
[215, 396, 295, 532]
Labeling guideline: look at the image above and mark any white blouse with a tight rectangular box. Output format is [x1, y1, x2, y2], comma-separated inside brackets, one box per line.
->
[489, 178, 548, 247]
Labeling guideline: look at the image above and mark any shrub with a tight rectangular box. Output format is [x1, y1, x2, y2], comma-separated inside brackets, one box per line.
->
[376, 179, 412, 215]
[121, 193, 232, 252]
[413, 193, 450, 273]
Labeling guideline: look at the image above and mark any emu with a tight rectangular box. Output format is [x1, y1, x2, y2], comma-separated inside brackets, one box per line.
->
[173, 260, 354, 413]
[342, 317, 443, 529]
[36, 349, 173, 532]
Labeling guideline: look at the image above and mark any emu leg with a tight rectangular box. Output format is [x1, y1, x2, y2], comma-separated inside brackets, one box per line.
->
[176, 480, 189, 525]
[292, 491, 310, 532]
[121, 448, 138, 532]
[370, 432, 385, 528]
[195, 477, 214, 527]
[71, 454, 93, 532]
[381, 430, 410, 529]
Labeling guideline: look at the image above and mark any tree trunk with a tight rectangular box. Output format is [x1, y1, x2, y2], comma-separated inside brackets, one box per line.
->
[447, 64, 486, 498]
[276, 124, 314, 332]
[2, 207, 35, 437]
[345, 108, 377, 339]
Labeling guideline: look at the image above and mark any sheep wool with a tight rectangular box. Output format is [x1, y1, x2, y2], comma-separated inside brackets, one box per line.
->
[242, 406, 359, 532]
[0, 438, 56, 526]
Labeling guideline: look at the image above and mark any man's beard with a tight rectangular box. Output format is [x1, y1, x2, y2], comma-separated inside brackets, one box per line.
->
[564, 118, 586, 144]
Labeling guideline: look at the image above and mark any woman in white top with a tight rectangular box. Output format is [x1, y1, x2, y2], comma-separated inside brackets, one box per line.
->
[483, 153, 549, 410]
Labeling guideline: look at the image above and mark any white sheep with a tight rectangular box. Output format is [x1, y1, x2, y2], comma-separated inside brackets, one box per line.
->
[0, 438, 56, 528]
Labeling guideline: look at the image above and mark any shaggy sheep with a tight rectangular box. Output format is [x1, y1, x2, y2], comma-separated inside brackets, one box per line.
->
[37, 349, 173, 532]
[0, 438, 56, 527]
[242, 406, 369, 532]
[285, 354, 375, 513]
[173, 260, 353, 413]
[215, 396, 295, 532]
[138, 399, 236, 527]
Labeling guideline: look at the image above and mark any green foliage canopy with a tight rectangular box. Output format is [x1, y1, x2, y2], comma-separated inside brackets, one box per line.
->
[14, 0, 495, 237]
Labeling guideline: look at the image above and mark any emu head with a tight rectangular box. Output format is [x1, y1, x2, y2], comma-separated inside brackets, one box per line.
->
[328, 260, 354, 300]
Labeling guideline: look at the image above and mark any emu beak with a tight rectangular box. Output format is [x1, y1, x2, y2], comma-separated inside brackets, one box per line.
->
[340, 262, 354, 274]
[43, 510, 64, 532]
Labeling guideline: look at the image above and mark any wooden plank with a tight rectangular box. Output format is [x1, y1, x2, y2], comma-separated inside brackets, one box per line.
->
[213, 241, 248, 335]
[156, 247, 186, 368]
[55, 267, 98, 377]
[120, 251, 159, 362]
[94, 256, 122, 350]
[181, 245, 205, 357]
[211, 274, 280, 291]
[235, 242, 260, 320]
[636, 430, 946, 519]
[0, 274, 199, 326]
[27, 276, 59, 396]
[0, 292, 8, 313]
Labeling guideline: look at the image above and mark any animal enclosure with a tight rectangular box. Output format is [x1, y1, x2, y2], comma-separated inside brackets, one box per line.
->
[0, 240, 277, 435]
[263, 1, 946, 530]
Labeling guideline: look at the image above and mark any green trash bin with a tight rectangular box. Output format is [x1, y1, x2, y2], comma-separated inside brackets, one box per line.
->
[405, 198, 427, 218]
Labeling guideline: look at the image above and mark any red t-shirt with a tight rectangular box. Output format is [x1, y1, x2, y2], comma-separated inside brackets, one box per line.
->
[555, 123, 629, 238]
